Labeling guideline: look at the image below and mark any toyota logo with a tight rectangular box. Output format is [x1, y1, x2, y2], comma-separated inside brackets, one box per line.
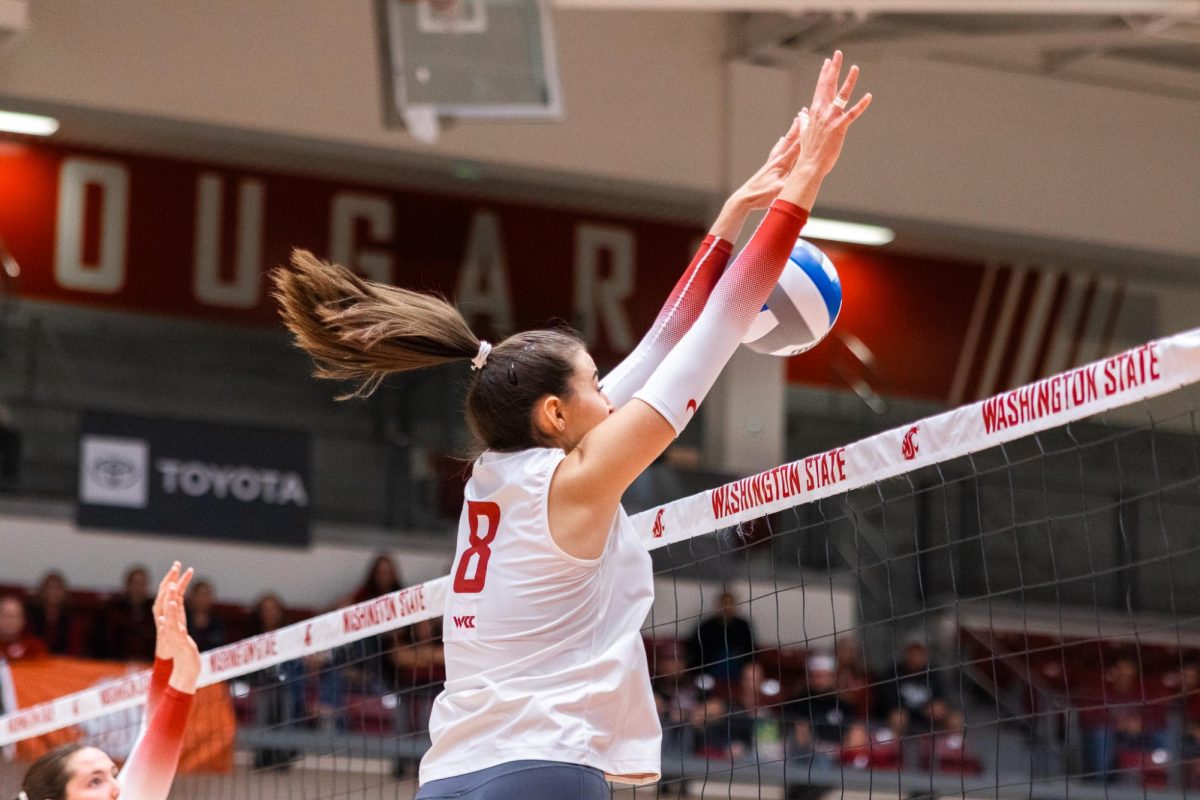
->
[91, 458, 139, 490]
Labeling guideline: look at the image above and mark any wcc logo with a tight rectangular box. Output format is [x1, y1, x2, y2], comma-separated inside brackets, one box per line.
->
[652, 508, 666, 539]
[901, 426, 920, 461]
[453, 615, 476, 629]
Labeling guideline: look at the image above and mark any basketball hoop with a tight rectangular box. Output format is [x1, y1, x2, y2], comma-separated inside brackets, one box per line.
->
[378, 0, 563, 144]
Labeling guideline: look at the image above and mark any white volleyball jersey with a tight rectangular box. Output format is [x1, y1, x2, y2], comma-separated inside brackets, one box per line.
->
[420, 447, 661, 786]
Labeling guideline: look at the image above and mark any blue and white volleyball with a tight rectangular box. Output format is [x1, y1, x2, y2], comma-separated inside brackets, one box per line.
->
[741, 239, 842, 356]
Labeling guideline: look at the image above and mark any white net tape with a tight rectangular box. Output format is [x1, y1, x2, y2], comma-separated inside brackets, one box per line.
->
[2, 328, 1198, 748]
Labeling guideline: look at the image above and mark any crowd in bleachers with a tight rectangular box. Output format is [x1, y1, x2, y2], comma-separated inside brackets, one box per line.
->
[650, 592, 981, 777]
[0, 558, 436, 663]
[1, 566, 283, 663]
[0, 557, 447, 773]
[967, 627, 1200, 788]
[5, 564, 1200, 786]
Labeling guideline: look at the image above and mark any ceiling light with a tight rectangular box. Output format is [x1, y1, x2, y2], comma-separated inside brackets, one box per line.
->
[0, 110, 60, 137]
[804, 217, 894, 246]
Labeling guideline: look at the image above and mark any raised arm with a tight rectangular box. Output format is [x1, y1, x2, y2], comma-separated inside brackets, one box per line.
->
[146, 562, 193, 718]
[600, 114, 806, 408]
[551, 53, 871, 558]
[120, 563, 201, 800]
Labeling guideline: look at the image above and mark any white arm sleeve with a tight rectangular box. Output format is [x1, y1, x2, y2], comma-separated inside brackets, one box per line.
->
[634, 200, 808, 433]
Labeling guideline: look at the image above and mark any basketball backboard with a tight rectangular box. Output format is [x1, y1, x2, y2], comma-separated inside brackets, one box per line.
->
[376, 0, 563, 143]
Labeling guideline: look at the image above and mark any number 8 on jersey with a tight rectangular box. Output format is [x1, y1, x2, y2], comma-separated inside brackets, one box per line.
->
[453, 501, 501, 593]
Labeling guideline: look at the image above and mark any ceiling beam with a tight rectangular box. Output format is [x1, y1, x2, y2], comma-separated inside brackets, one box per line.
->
[553, 0, 1200, 14]
[829, 24, 1194, 58]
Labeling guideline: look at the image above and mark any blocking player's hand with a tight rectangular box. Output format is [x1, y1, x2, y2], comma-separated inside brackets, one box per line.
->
[792, 50, 871, 182]
[728, 112, 806, 210]
[154, 561, 193, 661]
[160, 589, 202, 693]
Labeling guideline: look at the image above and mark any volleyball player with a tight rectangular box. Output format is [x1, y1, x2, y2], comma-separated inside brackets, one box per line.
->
[16, 563, 200, 800]
[274, 52, 869, 799]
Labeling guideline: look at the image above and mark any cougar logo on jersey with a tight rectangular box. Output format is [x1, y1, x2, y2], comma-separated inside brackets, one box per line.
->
[901, 425, 919, 461]
[652, 508, 666, 539]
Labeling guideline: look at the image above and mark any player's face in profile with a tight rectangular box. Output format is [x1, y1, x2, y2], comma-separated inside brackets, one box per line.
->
[561, 348, 613, 447]
[64, 747, 120, 799]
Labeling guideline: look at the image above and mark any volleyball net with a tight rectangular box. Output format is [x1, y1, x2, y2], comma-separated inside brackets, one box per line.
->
[2, 329, 1200, 799]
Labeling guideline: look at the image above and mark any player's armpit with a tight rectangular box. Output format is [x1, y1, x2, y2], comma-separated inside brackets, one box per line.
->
[547, 399, 676, 559]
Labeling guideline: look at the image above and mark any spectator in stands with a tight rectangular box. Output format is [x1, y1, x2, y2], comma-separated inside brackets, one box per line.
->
[840, 720, 901, 771]
[877, 640, 945, 734]
[690, 691, 735, 759]
[1180, 660, 1200, 722]
[786, 719, 835, 768]
[926, 708, 982, 775]
[835, 632, 872, 717]
[247, 593, 304, 770]
[95, 565, 156, 661]
[186, 578, 226, 652]
[385, 617, 447, 778]
[25, 572, 87, 657]
[884, 707, 908, 749]
[0, 402, 20, 489]
[688, 591, 755, 685]
[335, 554, 405, 689]
[329, 553, 406, 733]
[727, 660, 785, 761]
[925, 697, 952, 730]
[0, 594, 48, 661]
[652, 641, 700, 757]
[344, 553, 403, 605]
[785, 652, 858, 750]
[1082, 652, 1167, 781]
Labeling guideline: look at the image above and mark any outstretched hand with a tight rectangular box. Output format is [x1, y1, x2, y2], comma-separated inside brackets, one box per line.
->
[708, 110, 810, 240]
[728, 112, 806, 211]
[153, 561, 202, 693]
[154, 561, 193, 660]
[779, 51, 872, 210]
[795, 51, 871, 181]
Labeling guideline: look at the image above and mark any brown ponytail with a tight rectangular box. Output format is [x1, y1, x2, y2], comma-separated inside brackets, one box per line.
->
[273, 249, 586, 452]
[21, 742, 87, 800]
[271, 250, 480, 398]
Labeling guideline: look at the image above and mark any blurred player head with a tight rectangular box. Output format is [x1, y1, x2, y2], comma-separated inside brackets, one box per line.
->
[20, 742, 119, 800]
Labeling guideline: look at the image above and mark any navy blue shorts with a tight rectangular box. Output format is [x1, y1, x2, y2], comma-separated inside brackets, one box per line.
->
[415, 760, 609, 800]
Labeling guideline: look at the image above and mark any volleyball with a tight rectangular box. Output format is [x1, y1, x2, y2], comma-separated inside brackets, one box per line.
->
[741, 238, 843, 357]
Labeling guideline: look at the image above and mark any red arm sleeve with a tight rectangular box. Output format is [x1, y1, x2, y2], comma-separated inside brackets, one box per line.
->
[118, 685, 193, 800]
[146, 657, 173, 720]
[599, 234, 732, 408]
[634, 200, 807, 432]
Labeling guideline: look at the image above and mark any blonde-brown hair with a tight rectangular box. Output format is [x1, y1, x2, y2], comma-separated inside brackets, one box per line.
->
[271, 250, 583, 451]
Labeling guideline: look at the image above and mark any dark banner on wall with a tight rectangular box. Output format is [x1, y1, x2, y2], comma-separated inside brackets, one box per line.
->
[0, 141, 1151, 403]
[77, 411, 311, 547]
[0, 141, 705, 365]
